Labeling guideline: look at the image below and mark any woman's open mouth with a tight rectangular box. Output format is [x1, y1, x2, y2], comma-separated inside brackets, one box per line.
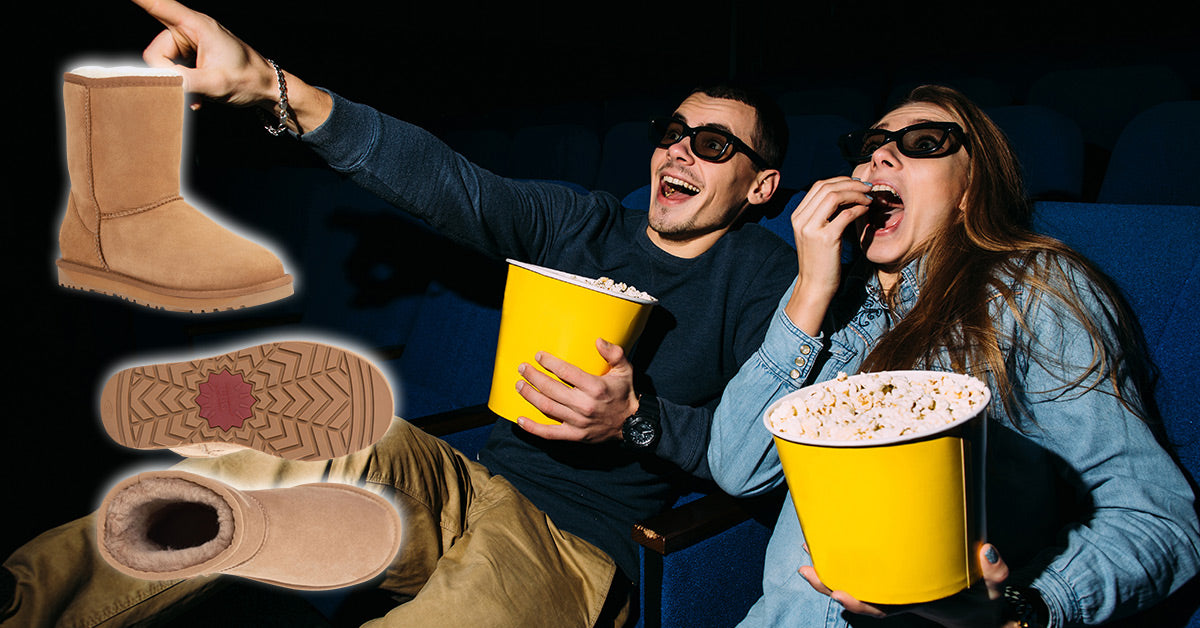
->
[867, 184, 904, 232]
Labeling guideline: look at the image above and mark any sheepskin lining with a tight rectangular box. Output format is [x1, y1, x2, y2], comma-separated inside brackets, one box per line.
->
[70, 66, 181, 79]
[102, 476, 236, 573]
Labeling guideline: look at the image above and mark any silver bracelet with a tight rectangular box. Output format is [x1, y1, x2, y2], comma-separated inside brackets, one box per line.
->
[263, 59, 289, 136]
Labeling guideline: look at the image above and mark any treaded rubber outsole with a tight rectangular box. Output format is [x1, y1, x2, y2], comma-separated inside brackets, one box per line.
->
[57, 260, 294, 313]
[100, 341, 394, 461]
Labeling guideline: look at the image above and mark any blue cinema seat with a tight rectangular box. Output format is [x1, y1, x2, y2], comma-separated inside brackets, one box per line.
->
[506, 123, 602, 190]
[1026, 64, 1190, 152]
[987, 105, 1086, 201]
[779, 114, 856, 192]
[596, 120, 654, 197]
[887, 74, 1015, 111]
[622, 183, 652, 210]
[1098, 100, 1200, 205]
[1033, 201, 1200, 627]
[440, 126, 513, 176]
[774, 85, 879, 126]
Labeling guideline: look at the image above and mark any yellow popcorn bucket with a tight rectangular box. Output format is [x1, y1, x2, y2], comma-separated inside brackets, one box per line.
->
[764, 371, 991, 604]
[487, 259, 657, 425]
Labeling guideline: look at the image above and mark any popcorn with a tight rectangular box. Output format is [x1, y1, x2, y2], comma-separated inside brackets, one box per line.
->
[582, 276, 654, 301]
[768, 371, 989, 442]
[508, 257, 657, 302]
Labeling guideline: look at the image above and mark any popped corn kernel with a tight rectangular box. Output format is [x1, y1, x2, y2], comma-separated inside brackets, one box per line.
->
[768, 371, 989, 442]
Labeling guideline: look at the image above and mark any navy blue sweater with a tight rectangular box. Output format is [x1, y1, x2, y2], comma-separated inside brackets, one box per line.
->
[302, 93, 795, 580]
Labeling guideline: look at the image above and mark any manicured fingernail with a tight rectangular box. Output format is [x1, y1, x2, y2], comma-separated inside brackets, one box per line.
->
[515, 380, 524, 392]
[517, 363, 526, 375]
[864, 194, 874, 201]
[985, 546, 999, 564]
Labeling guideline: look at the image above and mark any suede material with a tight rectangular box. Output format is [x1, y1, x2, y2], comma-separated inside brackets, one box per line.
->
[224, 483, 402, 590]
[95, 470, 401, 591]
[62, 79, 99, 236]
[84, 79, 182, 213]
[59, 195, 105, 268]
[58, 71, 289, 294]
[102, 198, 286, 290]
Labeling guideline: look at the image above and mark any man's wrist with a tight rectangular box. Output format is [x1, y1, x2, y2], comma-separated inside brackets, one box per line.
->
[621, 394, 661, 450]
[249, 60, 331, 135]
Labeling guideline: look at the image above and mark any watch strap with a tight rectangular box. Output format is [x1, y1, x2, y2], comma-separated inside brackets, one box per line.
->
[1003, 585, 1048, 628]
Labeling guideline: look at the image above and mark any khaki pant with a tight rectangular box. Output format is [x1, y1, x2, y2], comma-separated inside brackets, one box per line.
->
[3, 419, 622, 627]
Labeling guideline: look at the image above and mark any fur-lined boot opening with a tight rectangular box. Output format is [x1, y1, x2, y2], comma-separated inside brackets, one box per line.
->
[101, 476, 236, 574]
[69, 66, 181, 79]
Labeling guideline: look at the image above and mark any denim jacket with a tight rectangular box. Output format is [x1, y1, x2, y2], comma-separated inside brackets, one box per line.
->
[708, 258, 1200, 627]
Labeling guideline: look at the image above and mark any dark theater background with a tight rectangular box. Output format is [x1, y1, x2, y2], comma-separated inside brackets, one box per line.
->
[11, 0, 1198, 624]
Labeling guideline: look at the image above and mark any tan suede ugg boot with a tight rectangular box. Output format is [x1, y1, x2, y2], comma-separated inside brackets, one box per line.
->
[57, 66, 293, 312]
[97, 470, 402, 590]
[100, 341, 395, 461]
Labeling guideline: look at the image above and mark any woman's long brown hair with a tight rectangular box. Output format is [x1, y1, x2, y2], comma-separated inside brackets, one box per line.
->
[858, 85, 1153, 427]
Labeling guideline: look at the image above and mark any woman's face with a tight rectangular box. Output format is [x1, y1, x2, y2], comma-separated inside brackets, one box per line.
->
[851, 103, 971, 282]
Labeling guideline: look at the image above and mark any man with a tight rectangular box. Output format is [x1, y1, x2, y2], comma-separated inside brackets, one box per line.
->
[2, 0, 796, 625]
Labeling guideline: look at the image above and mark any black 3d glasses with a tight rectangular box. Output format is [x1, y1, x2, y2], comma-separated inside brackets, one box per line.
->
[839, 122, 967, 164]
[649, 117, 770, 170]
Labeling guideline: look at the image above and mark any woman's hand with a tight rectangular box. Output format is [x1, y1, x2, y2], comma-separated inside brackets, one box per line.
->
[783, 177, 872, 336]
[799, 543, 1015, 627]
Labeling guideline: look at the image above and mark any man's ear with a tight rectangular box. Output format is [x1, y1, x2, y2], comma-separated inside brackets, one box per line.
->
[747, 168, 781, 206]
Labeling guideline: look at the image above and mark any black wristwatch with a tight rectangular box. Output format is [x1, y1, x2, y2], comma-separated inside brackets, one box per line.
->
[1003, 585, 1049, 628]
[621, 394, 661, 451]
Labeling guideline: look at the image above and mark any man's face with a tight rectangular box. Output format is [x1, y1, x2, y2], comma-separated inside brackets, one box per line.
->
[646, 94, 768, 249]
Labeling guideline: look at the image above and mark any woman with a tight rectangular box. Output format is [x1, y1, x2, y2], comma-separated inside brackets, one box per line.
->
[708, 85, 1200, 627]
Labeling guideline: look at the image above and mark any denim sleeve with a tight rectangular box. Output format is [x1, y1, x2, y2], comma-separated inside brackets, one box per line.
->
[708, 282, 827, 497]
[1009, 268, 1200, 626]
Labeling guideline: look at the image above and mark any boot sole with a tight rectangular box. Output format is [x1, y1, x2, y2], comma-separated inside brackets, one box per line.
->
[100, 341, 394, 461]
[57, 260, 294, 313]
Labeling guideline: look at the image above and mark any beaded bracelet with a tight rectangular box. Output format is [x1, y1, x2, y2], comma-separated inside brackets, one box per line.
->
[263, 59, 290, 136]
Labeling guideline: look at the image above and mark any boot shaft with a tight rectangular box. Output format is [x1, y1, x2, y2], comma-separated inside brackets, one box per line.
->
[63, 68, 185, 226]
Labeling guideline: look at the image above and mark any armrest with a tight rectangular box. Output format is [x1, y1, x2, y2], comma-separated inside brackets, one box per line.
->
[633, 488, 785, 555]
[408, 403, 496, 437]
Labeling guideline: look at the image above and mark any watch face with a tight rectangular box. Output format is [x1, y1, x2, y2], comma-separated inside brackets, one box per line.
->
[625, 416, 658, 448]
